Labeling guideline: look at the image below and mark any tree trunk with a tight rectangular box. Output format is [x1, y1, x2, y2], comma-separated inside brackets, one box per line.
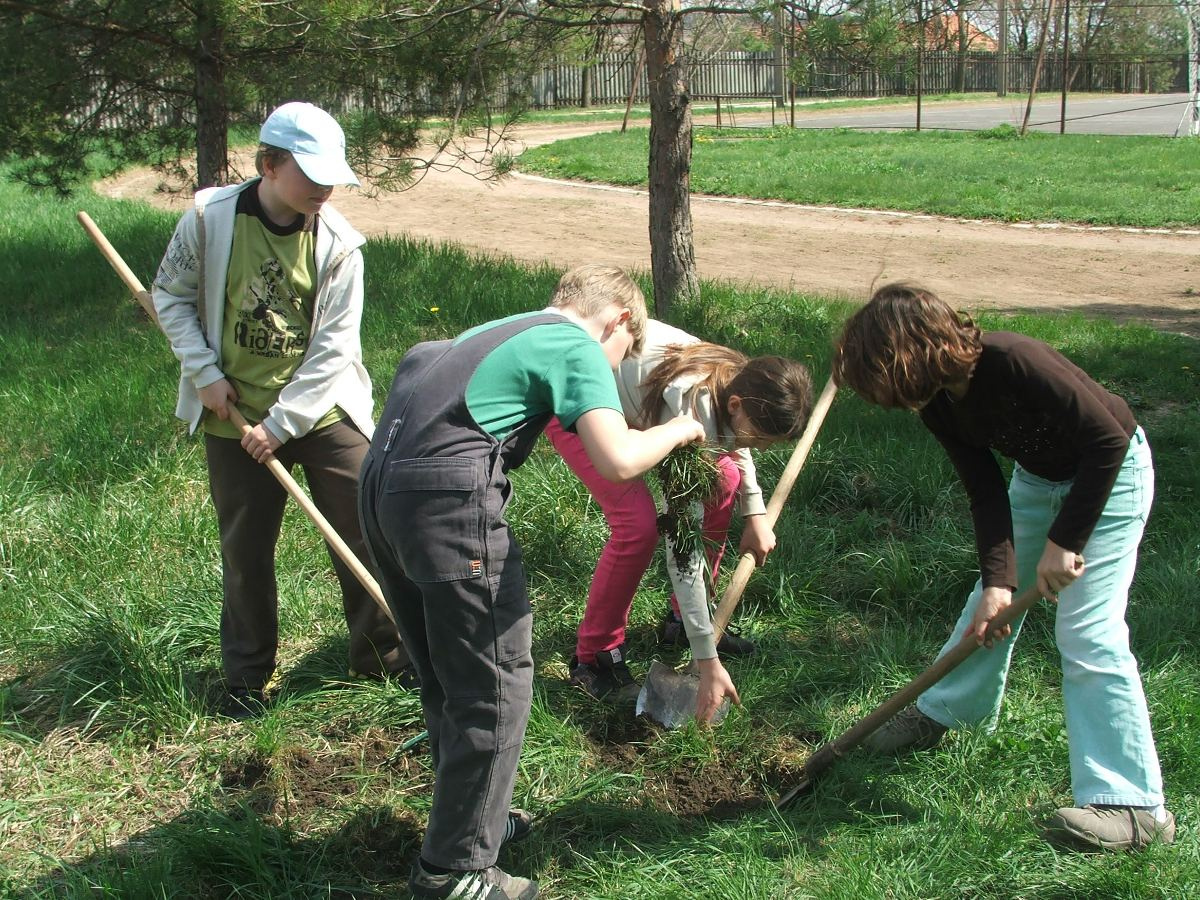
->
[643, 0, 697, 320]
[194, 0, 229, 188]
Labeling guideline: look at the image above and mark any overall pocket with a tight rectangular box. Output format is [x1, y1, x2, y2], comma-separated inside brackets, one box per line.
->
[383, 457, 483, 583]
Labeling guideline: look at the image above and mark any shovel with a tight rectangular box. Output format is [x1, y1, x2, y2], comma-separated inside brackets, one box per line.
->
[637, 375, 839, 728]
[76, 211, 400, 631]
[776, 582, 1048, 807]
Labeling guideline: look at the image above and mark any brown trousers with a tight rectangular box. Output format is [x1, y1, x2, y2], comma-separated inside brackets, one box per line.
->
[205, 421, 405, 689]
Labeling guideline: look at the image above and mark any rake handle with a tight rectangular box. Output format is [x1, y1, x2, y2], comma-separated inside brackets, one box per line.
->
[713, 375, 838, 640]
[76, 211, 396, 627]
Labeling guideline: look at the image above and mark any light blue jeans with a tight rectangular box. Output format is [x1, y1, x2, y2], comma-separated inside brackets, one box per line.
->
[918, 428, 1163, 807]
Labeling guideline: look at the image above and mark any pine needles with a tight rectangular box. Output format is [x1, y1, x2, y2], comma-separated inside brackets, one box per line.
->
[655, 442, 722, 576]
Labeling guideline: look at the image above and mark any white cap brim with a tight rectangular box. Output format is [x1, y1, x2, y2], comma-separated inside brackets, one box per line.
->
[293, 152, 360, 187]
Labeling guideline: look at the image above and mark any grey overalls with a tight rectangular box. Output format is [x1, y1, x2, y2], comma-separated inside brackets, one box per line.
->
[359, 314, 561, 870]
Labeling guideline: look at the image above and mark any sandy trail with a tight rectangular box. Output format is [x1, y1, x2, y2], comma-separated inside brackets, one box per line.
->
[101, 119, 1200, 337]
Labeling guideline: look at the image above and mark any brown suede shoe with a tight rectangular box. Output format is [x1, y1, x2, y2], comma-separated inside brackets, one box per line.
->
[1044, 804, 1176, 851]
[863, 704, 948, 755]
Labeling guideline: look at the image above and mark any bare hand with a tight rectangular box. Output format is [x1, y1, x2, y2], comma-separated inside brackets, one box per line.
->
[694, 656, 740, 723]
[668, 415, 706, 447]
[241, 423, 282, 464]
[966, 585, 1013, 648]
[739, 514, 776, 566]
[198, 378, 238, 421]
[1036, 540, 1085, 601]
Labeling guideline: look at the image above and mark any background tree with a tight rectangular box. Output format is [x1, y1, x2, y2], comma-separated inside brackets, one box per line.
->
[0, 0, 530, 192]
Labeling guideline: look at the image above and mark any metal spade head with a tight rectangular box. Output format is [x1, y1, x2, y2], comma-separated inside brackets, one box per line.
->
[636, 659, 731, 729]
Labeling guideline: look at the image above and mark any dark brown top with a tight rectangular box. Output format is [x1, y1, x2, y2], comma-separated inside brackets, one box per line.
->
[920, 332, 1136, 589]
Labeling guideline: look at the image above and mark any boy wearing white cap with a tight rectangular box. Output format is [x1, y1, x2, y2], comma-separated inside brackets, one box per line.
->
[152, 102, 410, 718]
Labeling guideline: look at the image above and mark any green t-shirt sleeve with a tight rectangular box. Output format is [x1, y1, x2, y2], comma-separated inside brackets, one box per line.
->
[547, 338, 623, 431]
[463, 319, 622, 439]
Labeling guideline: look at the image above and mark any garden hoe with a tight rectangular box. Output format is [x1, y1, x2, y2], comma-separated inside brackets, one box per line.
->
[775, 581, 1050, 807]
[76, 211, 402, 635]
[637, 376, 840, 729]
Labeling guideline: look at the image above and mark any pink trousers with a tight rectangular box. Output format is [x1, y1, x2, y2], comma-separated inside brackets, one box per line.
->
[545, 418, 740, 664]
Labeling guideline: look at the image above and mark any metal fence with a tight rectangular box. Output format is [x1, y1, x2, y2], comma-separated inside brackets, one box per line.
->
[521, 49, 1188, 109]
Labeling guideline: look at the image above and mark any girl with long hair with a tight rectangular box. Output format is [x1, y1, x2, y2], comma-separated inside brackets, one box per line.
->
[833, 281, 1173, 852]
[546, 318, 813, 722]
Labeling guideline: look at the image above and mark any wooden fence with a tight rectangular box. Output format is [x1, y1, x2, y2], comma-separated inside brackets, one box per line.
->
[80, 49, 1188, 131]
[521, 49, 1188, 108]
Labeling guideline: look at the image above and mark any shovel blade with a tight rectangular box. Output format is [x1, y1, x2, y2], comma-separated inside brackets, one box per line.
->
[636, 659, 731, 729]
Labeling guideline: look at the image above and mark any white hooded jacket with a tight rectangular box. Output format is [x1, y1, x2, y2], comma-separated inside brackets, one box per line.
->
[151, 178, 373, 443]
[614, 319, 769, 659]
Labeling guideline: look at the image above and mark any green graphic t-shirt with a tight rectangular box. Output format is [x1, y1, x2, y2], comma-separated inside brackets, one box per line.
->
[204, 186, 343, 438]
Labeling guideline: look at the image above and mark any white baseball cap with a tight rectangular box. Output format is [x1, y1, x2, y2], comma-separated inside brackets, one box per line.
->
[259, 102, 360, 187]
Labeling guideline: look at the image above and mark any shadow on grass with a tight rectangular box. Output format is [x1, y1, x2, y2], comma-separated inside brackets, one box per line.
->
[0, 640, 225, 744]
[8, 776, 928, 899]
[10, 802, 423, 898]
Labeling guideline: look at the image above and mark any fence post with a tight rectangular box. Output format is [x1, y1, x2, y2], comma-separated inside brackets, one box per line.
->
[999, 0, 1009, 96]
[1060, 0, 1071, 133]
[916, 0, 924, 131]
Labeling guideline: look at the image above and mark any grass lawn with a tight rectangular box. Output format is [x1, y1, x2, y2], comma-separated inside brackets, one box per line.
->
[517, 126, 1200, 228]
[1, 172, 1198, 898]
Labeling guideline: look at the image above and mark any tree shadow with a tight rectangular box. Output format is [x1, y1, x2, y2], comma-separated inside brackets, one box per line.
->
[11, 802, 423, 898]
[7, 770, 929, 899]
[0, 636, 225, 745]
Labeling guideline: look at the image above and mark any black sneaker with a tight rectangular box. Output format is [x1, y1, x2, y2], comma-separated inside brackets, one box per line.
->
[657, 610, 757, 657]
[568, 645, 640, 704]
[220, 687, 267, 721]
[408, 860, 538, 899]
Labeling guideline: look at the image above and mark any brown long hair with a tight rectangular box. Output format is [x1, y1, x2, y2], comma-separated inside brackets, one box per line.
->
[638, 343, 813, 440]
[833, 281, 981, 409]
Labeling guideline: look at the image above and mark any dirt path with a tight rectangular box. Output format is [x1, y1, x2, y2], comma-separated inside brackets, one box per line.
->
[101, 120, 1200, 337]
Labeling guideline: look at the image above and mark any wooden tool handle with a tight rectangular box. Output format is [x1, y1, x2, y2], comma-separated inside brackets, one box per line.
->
[77, 212, 158, 324]
[804, 584, 1044, 777]
[76, 211, 396, 626]
[713, 375, 838, 639]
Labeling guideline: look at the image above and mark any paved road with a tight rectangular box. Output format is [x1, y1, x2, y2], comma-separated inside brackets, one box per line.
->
[718, 93, 1196, 136]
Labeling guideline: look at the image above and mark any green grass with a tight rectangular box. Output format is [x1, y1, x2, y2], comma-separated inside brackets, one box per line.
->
[518, 126, 1200, 228]
[1, 172, 1199, 897]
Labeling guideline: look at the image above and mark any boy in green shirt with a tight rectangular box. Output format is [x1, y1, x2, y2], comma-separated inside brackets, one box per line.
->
[360, 266, 705, 899]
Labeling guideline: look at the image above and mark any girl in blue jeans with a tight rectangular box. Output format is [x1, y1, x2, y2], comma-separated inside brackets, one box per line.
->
[832, 281, 1173, 852]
